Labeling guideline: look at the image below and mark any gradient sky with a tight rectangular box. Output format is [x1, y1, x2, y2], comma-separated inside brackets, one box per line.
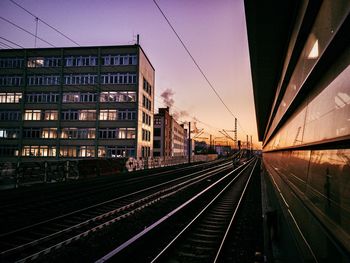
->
[0, 0, 260, 148]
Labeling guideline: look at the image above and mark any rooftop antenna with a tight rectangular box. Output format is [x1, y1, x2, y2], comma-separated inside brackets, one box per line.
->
[137, 34, 140, 45]
[34, 17, 38, 48]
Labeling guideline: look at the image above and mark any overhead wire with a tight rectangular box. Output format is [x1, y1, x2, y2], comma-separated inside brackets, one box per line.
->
[0, 23, 240, 144]
[0, 41, 14, 49]
[152, 0, 248, 135]
[0, 16, 56, 47]
[2, 1, 250, 140]
[0, 36, 25, 48]
[8, 0, 80, 46]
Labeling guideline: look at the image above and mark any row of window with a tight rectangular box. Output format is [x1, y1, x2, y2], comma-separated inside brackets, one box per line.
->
[24, 92, 136, 103]
[154, 116, 162, 125]
[24, 110, 58, 120]
[0, 128, 20, 139]
[0, 54, 137, 69]
[23, 128, 58, 139]
[0, 58, 24, 68]
[143, 78, 152, 96]
[25, 93, 59, 103]
[22, 145, 56, 157]
[99, 128, 136, 139]
[142, 95, 152, 111]
[0, 145, 19, 157]
[0, 76, 22, 86]
[64, 56, 97, 67]
[60, 109, 136, 121]
[141, 146, 151, 158]
[0, 73, 137, 86]
[102, 54, 137, 66]
[62, 92, 137, 103]
[28, 75, 60, 86]
[98, 146, 135, 158]
[27, 57, 62, 68]
[1, 145, 131, 158]
[100, 73, 137, 84]
[0, 111, 21, 120]
[142, 111, 152, 126]
[99, 91, 136, 102]
[142, 128, 151, 141]
[0, 93, 22, 103]
[16, 127, 136, 139]
[0, 109, 136, 121]
[0, 145, 136, 157]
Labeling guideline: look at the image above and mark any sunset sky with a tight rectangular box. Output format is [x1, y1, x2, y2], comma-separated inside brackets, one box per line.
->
[0, 0, 260, 148]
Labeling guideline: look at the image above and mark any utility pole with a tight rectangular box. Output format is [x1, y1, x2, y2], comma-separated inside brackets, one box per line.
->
[34, 17, 38, 48]
[234, 118, 237, 149]
[250, 135, 253, 152]
[188, 122, 191, 163]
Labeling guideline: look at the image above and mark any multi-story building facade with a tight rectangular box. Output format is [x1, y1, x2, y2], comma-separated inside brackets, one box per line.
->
[172, 120, 186, 157]
[153, 107, 172, 157]
[0, 44, 154, 162]
[153, 107, 187, 158]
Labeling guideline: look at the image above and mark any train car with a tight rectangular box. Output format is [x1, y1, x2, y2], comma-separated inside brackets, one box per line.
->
[245, 0, 349, 262]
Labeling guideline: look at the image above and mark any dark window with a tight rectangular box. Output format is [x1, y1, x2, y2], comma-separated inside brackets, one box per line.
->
[154, 128, 161, 136]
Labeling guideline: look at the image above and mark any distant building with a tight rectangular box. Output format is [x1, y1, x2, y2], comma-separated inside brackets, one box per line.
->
[153, 107, 172, 157]
[153, 107, 187, 157]
[0, 44, 154, 162]
[194, 140, 208, 154]
[172, 121, 186, 157]
[214, 145, 231, 156]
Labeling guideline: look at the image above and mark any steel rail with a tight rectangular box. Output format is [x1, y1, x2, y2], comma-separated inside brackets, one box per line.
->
[95, 158, 255, 263]
[1, 161, 233, 262]
[149, 157, 256, 263]
[0, 157, 227, 212]
[213, 157, 259, 262]
[0, 159, 229, 239]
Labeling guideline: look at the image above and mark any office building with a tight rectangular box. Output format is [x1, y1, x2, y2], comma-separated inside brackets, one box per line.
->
[153, 107, 187, 157]
[0, 44, 154, 162]
[153, 107, 172, 157]
[172, 121, 186, 157]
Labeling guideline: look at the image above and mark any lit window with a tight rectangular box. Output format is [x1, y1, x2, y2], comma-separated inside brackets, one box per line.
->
[99, 109, 117, 120]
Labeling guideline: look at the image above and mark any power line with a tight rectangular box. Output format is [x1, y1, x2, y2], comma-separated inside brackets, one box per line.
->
[0, 41, 14, 49]
[153, 1, 240, 120]
[9, 0, 80, 46]
[0, 16, 56, 47]
[0, 36, 25, 48]
[152, 1, 249, 137]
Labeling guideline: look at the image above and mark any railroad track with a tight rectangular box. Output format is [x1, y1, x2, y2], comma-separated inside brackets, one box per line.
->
[0, 159, 234, 262]
[0, 157, 230, 233]
[96, 157, 259, 263]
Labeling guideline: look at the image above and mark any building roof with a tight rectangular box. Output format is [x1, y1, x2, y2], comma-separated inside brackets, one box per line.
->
[0, 44, 155, 70]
